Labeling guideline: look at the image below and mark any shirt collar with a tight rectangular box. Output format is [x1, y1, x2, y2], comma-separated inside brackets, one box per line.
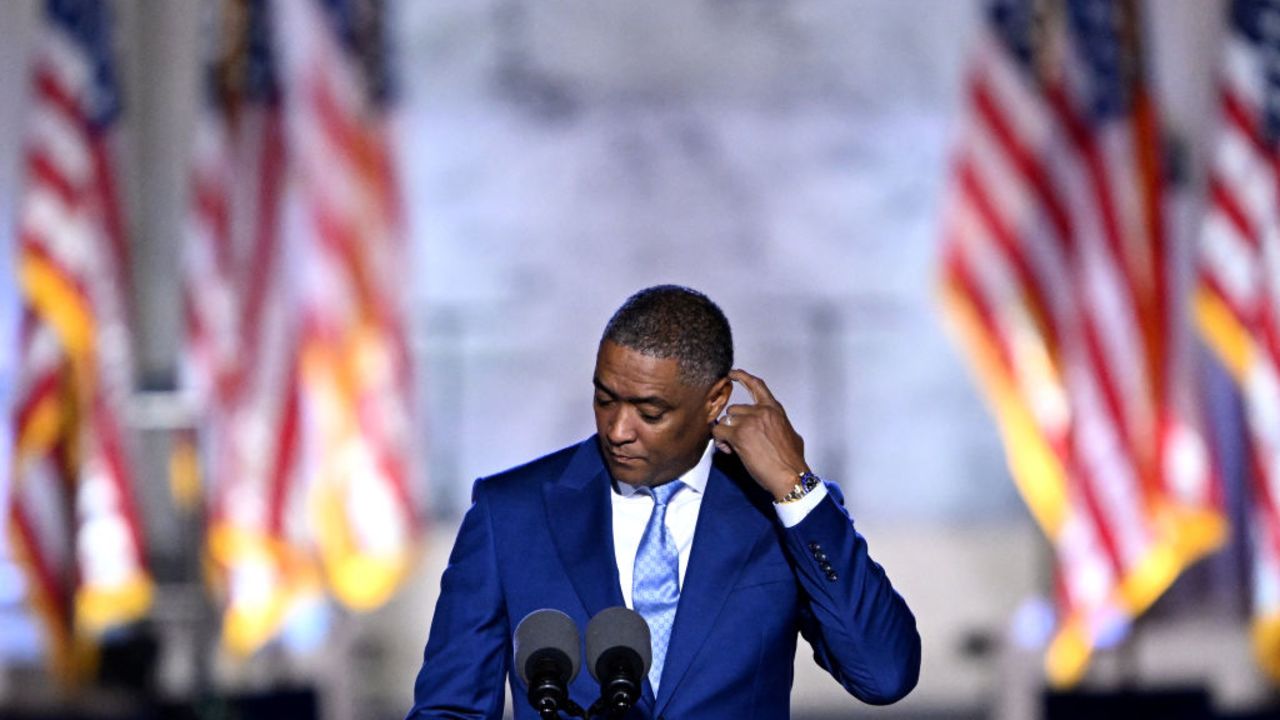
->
[614, 441, 714, 498]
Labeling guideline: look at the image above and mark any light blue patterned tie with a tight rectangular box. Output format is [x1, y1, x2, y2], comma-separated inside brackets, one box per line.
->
[632, 481, 683, 694]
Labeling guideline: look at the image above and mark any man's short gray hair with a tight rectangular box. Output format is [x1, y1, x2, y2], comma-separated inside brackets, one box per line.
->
[601, 285, 733, 387]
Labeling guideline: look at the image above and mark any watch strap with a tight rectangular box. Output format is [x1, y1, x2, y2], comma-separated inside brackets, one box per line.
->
[779, 471, 821, 504]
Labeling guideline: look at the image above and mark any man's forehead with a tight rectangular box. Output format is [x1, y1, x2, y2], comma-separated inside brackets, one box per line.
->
[594, 342, 699, 398]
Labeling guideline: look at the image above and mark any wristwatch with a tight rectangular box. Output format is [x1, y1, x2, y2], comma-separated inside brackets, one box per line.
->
[778, 470, 821, 504]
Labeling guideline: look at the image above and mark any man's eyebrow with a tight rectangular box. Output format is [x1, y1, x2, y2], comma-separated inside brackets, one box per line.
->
[592, 377, 617, 397]
[592, 377, 673, 409]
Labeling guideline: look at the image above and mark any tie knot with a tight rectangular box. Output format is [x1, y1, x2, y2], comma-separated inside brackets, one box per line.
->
[648, 481, 683, 507]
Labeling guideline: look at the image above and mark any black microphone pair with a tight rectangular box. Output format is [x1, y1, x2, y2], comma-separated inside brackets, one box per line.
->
[514, 607, 652, 720]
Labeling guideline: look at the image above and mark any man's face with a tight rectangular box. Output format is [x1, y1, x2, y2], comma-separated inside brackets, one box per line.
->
[593, 340, 730, 488]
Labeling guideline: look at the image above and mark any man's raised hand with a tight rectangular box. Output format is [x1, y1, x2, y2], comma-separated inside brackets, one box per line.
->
[711, 369, 811, 502]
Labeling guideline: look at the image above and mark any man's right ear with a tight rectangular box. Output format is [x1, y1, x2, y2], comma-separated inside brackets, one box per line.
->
[707, 376, 732, 419]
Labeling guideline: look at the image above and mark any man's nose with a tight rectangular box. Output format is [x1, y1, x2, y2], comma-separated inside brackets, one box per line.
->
[606, 408, 637, 445]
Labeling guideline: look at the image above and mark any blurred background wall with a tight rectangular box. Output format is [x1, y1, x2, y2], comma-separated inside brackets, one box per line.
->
[0, 1, 1268, 719]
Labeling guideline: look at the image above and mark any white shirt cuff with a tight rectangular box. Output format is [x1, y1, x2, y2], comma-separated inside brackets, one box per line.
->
[773, 482, 829, 528]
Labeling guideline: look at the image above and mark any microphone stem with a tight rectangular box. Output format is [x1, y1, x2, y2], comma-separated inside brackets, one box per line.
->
[587, 666, 641, 719]
[552, 699, 587, 719]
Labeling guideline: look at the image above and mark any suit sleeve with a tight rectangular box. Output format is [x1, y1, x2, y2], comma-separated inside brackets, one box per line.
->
[407, 480, 509, 720]
[783, 482, 921, 705]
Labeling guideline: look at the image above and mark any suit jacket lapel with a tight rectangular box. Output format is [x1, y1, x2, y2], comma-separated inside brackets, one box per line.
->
[543, 438, 626, 620]
[654, 459, 771, 714]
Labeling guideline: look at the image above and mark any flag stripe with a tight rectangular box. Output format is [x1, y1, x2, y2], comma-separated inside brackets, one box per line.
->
[239, 115, 286, 370]
[27, 150, 80, 209]
[265, 354, 301, 536]
[1210, 173, 1261, 250]
[972, 76, 1075, 245]
[957, 156, 1061, 350]
[1223, 88, 1269, 157]
[944, 243, 1019, 378]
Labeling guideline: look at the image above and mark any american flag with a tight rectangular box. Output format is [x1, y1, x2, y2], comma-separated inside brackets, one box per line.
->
[9, 0, 150, 678]
[184, 0, 416, 655]
[1195, 0, 1280, 682]
[940, 0, 1225, 686]
[274, 0, 417, 613]
[182, 0, 318, 656]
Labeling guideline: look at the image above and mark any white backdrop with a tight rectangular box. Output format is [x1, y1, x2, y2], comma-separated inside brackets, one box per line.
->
[396, 0, 1021, 524]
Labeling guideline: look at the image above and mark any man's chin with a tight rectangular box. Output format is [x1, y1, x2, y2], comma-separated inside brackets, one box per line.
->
[602, 458, 654, 487]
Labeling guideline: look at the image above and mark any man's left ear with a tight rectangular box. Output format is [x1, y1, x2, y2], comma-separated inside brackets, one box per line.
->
[705, 377, 732, 421]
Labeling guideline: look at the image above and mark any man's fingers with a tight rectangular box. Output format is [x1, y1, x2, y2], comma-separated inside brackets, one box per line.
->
[728, 369, 777, 406]
[723, 404, 760, 425]
[711, 417, 735, 441]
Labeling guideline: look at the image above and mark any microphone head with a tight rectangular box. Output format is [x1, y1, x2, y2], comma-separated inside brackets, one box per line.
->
[585, 607, 652, 682]
[514, 609, 581, 686]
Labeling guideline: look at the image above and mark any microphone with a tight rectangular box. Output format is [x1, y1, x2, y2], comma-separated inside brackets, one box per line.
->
[514, 609, 582, 719]
[586, 607, 652, 718]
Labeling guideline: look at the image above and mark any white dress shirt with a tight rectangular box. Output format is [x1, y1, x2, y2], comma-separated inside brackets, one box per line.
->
[610, 442, 828, 609]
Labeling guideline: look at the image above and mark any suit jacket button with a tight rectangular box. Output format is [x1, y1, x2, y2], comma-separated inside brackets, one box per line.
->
[814, 551, 828, 563]
[826, 571, 839, 581]
[808, 542, 821, 552]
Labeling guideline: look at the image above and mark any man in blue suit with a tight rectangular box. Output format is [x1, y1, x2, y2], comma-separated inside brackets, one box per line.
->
[408, 286, 920, 719]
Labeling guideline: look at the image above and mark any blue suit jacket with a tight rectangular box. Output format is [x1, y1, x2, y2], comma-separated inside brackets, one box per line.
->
[408, 437, 920, 719]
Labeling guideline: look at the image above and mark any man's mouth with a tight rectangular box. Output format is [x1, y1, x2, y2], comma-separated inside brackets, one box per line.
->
[608, 451, 642, 465]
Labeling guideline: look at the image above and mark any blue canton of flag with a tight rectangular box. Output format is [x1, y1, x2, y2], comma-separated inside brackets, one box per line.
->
[1066, 0, 1133, 121]
[316, 0, 394, 105]
[1232, 0, 1280, 142]
[203, 0, 280, 110]
[989, 0, 1038, 72]
[243, 0, 281, 104]
[46, 0, 119, 130]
